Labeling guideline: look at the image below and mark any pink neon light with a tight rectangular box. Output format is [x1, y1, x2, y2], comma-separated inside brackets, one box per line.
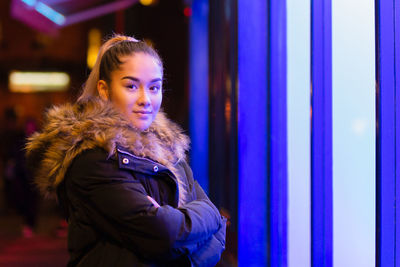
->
[63, 0, 138, 27]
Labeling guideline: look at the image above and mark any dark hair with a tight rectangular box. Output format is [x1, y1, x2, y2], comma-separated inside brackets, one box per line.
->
[78, 34, 163, 102]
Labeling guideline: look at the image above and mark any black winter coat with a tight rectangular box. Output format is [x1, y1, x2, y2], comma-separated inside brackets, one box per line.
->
[26, 99, 226, 266]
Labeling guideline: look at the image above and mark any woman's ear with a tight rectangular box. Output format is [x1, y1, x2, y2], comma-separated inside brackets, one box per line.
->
[97, 80, 109, 101]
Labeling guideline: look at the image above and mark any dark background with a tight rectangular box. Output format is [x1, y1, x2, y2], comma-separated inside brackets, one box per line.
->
[0, 0, 190, 130]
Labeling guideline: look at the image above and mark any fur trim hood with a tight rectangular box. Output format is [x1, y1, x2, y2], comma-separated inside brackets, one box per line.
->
[26, 98, 190, 204]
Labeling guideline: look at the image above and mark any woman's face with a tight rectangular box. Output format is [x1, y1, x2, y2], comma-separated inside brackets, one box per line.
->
[99, 52, 163, 130]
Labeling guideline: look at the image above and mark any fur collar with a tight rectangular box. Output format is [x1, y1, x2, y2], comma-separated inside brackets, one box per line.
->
[26, 98, 190, 205]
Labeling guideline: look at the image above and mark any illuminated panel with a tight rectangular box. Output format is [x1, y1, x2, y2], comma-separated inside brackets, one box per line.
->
[287, 0, 311, 266]
[9, 71, 70, 92]
[332, 0, 375, 266]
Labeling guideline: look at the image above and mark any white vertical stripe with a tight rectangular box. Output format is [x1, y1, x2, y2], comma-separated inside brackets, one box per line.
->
[287, 0, 311, 266]
[332, 0, 375, 266]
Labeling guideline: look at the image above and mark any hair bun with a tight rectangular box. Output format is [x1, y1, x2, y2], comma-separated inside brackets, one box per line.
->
[110, 34, 139, 45]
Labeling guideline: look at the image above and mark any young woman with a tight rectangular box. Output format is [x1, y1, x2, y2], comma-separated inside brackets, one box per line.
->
[26, 35, 226, 266]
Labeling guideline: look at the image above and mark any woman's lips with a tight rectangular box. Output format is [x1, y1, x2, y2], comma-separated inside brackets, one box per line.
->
[133, 110, 152, 114]
[133, 110, 152, 119]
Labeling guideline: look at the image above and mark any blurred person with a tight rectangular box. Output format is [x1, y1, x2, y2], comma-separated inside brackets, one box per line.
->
[0, 110, 38, 237]
[26, 34, 226, 266]
[20, 118, 39, 237]
[0, 108, 24, 213]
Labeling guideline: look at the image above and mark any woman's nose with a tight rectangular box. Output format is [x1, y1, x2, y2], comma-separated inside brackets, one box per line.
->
[137, 88, 151, 106]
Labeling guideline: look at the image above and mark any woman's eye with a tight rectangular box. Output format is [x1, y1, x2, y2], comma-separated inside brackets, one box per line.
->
[149, 85, 161, 92]
[126, 84, 137, 90]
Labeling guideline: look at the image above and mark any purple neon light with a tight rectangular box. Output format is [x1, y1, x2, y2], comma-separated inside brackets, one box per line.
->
[43, 0, 75, 4]
[12, 0, 138, 35]
[12, 0, 59, 35]
[311, 0, 333, 266]
[35, 1, 65, 25]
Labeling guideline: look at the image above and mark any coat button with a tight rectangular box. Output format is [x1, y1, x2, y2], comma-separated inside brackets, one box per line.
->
[153, 165, 159, 172]
[122, 158, 129, 164]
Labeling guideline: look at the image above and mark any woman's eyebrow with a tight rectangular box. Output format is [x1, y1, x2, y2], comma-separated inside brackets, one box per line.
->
[121, 76, 162, 83]
[121, 76, 139, 82]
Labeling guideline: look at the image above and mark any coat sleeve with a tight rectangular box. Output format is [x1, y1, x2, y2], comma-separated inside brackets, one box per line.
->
[66, 148, 222, 261]
[190, 217, 227, 267]
[188, 181, 227, 266]
[178, 161, 227, 266]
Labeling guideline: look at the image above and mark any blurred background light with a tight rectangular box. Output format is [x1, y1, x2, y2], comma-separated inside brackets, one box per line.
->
[9, 71, 70, 92]
[139, 0, 153, 6]
[351, 118, 368, 136]
[21, 0, 36, 7]
[87, 28, 102, 69]
[183, 7, 192, 17]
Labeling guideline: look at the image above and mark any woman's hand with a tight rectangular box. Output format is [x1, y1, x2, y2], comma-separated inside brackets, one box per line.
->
[147, 195, 161, 208]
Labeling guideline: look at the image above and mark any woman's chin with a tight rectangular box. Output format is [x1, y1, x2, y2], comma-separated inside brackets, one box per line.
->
[128, 112, 157, 131]
[131, 120, 151, 131]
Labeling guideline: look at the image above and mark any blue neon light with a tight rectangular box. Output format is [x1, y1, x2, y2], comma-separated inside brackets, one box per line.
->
[35, 1, 65, 25]
[311, 0, 333, 266]
[395, 0, 400, 262]
[375, 0, 398, 265]
[268, 0, 288, 265]
[189, 0, 209, 193]
[238, 0, 287, 265]
[21, 0, 36, 7]
[238, 0, 268, 264]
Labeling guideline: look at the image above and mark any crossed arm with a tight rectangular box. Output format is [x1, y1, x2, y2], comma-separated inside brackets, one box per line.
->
[67, 149, 225, 264]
